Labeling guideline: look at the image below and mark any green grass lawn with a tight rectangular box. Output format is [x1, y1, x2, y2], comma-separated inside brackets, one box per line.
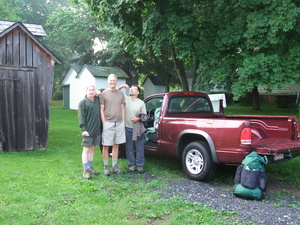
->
[0, 101, 235, 225]
[225, 103, 299, 118]
[0, 101, 299, 224]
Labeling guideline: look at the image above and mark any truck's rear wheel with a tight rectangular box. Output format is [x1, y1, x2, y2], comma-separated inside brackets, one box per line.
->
[182, 141, 216, 181]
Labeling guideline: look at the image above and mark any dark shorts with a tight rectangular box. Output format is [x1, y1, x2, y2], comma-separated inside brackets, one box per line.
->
[81, 134, 101, 146]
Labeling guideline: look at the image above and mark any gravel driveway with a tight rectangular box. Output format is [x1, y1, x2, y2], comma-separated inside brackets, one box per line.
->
[159, 178, 300, 224]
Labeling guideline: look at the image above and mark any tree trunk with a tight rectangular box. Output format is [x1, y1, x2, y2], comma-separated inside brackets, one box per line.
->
[191, 58, 200, 91]
[170, 45, 189, 91]
[252, 86, 261, 111]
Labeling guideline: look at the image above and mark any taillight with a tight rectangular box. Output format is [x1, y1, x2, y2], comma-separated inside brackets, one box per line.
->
[241, 127, 252, 145]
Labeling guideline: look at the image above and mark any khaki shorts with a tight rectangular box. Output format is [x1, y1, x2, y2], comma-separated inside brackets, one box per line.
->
[102, 121, 125, 146]
[81, 134, 101, 146]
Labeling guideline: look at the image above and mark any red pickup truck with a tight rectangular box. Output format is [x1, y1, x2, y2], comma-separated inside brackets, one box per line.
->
[143, 91, 300, 181]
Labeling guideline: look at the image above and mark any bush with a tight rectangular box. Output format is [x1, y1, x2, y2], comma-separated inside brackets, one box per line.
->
[234, 92, 252, 106]
[52, 91, 63, 100]
[275, 96, 296, 108]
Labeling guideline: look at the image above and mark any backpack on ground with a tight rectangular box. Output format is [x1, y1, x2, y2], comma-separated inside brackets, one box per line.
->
[233, 151, 268, 200]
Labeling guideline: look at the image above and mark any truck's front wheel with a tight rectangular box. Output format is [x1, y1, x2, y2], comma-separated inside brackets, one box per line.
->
[182, 141, 216, 181]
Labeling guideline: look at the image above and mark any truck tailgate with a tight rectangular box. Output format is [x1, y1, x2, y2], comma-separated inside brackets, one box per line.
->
[253, 138, 300, 154]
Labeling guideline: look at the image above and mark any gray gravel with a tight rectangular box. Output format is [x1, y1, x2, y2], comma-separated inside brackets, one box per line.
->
[159, 179, 300, 225]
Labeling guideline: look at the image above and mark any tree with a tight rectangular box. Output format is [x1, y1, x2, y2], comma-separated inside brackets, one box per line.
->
[45, 3, 101, 65]
[83, 0, 202, 91]
[0, 0, 22, 21]
[83, 0, 300, 110]
[14, 0, 70, 26]
[195, 0, 300, 110]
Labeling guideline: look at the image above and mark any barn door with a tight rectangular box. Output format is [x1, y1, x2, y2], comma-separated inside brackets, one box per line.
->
[0, 68, 35, 151]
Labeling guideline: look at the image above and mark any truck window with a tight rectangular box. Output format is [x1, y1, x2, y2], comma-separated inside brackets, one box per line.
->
[168, 96, 211, 114]
[145, 96, 164, 127]
[145, 97, 163, 111]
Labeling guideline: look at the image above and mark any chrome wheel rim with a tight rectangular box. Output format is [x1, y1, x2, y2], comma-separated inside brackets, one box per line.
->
[186, 149, 204, 174]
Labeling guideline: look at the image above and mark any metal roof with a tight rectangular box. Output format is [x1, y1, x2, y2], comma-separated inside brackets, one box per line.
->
[0, 22, 60, 64]
[80, 65, 129, 79]
[0, 20, 46, 37]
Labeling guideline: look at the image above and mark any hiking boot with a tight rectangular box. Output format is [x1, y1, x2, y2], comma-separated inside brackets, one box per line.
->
[128, 165, 135, 172]
[83, 170, 91, 179]
[87, 167, 100, 175]
[137, 166, 144, 174]
[104, 165, 111, 176]
[112, 164, 124, 174]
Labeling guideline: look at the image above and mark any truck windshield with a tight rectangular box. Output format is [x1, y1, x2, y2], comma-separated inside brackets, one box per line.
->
[168, 96, 211, 114]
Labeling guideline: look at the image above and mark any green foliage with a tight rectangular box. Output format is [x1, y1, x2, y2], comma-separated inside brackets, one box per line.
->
[83, 0, 300, 99]
[52, 91, 63, 100]
[0, 0, 22, 21]
[44, 2, 100, 66]
[84, 0, 198, 90]
[275, 96, 297, 108]
[196, 0, 300, 100]
[15, 0, 70, 25]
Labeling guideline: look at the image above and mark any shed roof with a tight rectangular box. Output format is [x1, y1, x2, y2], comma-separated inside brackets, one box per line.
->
[78, 65, 129, 79]
[0, 22, 61, 64]
[71, 64, 83, 73]
[0, 20, 46, 36]
[144, 75, 166, 85]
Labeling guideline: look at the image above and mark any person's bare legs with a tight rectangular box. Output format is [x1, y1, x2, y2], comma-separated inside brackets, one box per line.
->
[102, 145, 109, 160]
[82, 146, 89, 168]
[112, 144, 119, 159]
[87, 145, 95, 162]
[102, 145, 111, 175]
[82, 145, 99, 177]
[112, 144, 124, 173]
[82, 146, 91, 179]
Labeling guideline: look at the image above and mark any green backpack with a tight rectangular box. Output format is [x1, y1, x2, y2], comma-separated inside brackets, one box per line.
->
[233, 152, 268, 200]
[241, 151, 268, 172]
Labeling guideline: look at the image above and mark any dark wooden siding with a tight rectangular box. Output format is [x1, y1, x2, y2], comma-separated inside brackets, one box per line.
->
[0, 26, 55, 152]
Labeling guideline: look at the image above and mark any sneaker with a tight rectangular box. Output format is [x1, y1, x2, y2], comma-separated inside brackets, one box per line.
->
[87, 167, 100, 175]
[83, 170, 91, 179]
[137, 166, 144, 174]
[128, 165, 135, 172]
[112, 164, 124, 174]
[104, 165, 111, 176]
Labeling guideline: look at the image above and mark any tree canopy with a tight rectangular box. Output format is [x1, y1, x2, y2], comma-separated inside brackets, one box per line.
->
[2, 0, 300, 105]
[83, 0, 300, 104]
[0, 0, 22, 21]
[196, 0, 300, 101]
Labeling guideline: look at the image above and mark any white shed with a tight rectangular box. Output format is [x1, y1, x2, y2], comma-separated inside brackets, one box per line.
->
[143, 76, 167, 97]
[61, 65, 129, 110]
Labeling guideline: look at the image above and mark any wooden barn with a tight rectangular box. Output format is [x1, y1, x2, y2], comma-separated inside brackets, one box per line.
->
[0, 21, 61, 152]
